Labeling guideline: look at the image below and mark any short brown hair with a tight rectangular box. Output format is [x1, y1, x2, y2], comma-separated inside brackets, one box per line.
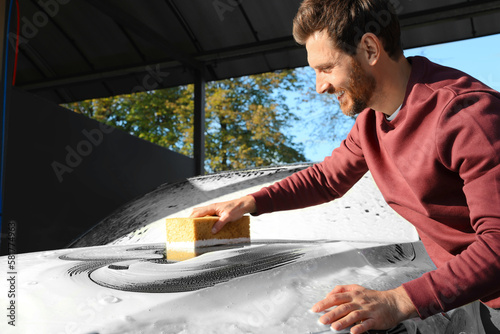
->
[293, 0, 403, 59]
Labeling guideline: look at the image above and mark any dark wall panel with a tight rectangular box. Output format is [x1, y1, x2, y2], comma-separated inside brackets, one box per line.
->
[0, 88, 195, 254]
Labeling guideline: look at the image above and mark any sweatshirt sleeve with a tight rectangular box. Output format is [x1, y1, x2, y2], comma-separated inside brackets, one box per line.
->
[250, 114, 369, 216]
[402, 92, 500, 318]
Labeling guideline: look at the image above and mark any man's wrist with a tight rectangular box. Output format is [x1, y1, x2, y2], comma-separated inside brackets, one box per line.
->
[391, 286, 419, 321]
[240, 195, 257, 215]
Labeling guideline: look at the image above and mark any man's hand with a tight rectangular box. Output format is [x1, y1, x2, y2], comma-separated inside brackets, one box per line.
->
[189, 195, 257, 234]
[311, 285, 418, 334]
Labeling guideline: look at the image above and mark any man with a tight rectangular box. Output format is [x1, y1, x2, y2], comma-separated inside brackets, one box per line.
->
[190, 0, 500, 332]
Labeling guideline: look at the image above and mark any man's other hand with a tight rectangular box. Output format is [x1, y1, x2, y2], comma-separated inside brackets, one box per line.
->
[311, 284, 418, 334]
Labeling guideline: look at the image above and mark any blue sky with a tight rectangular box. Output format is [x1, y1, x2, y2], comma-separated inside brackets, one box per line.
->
[292, 33, 500, 162]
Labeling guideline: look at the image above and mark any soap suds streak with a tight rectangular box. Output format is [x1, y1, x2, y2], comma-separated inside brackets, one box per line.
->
[60, 244, 305, 293]
[92, 247, 304, 293]
[61, 244, 167, 277]
[67, 260, 117, 277]
[358, 243, 416, 267]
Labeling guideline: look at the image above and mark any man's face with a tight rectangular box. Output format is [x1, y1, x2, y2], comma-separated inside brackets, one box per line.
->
[306, 31, 376, 116]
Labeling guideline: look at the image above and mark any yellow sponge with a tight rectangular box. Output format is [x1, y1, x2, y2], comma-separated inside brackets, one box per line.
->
[166, 249, 202, 261]
[165, 216, 250, 250]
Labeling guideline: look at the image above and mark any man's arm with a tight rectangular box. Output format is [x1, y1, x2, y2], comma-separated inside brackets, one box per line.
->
[249, 120, 369, 216]
[191, 115, 369, 232]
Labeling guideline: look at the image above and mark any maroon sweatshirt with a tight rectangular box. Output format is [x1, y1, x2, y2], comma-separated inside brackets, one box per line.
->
[250, 56, 500, 318]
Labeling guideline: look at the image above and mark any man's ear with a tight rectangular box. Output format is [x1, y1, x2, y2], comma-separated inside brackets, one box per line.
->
[358, 33, 381, 66]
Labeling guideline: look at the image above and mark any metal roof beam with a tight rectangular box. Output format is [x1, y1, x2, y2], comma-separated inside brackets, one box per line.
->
[400, 0, 500, 29]
[193, 71, 206, 176]
[18, 42, 74, 101]
[198, 37, 301, 64]
[164, 0, 203, 53]
[19, 37, 301, 91]
[18, 61, 182, 92]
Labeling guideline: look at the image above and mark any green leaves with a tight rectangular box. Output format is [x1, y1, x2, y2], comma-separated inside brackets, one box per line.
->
[63, 70, 306, 173]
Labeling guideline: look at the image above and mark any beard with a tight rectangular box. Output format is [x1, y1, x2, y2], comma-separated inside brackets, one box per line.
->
[339, 57, 376, 117]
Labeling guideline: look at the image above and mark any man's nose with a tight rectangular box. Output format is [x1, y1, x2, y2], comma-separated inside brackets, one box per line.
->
[316, 75, 331, 94]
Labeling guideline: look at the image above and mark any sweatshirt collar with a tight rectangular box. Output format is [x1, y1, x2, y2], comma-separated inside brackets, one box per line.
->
[380, 56, 425, 129]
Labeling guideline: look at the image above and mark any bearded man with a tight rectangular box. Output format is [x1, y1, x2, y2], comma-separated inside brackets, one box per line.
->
[190, 0, 500, 332]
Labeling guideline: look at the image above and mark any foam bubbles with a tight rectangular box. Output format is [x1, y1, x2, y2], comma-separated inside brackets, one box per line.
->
[98, 295, 122, 305]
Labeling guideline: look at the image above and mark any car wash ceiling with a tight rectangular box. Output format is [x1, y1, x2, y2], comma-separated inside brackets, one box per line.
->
[12, 0, 500, 104]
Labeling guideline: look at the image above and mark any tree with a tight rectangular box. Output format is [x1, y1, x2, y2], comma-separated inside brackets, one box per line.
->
[63, 70, 307, 173]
